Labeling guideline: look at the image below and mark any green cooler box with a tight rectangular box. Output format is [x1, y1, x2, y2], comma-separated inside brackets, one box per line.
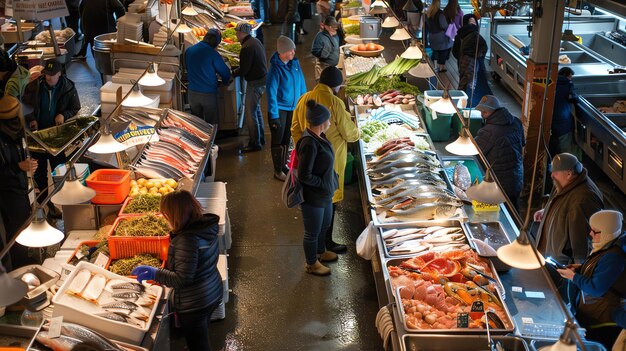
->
[452, 109, 484, 137]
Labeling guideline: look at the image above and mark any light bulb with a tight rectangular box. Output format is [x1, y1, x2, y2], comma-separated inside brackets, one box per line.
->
[16, 208, 64, 248]
[175, 22, 192, 33]
[138, 63, 166, 87]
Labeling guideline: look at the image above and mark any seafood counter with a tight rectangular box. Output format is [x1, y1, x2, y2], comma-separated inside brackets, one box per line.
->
[351, 93, 576, 350]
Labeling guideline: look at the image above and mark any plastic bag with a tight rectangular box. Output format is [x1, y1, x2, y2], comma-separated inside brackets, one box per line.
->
[356, 221, 377, 260]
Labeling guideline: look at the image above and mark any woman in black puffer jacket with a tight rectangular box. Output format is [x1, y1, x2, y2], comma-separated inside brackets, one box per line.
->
[132, 190, 222, 351]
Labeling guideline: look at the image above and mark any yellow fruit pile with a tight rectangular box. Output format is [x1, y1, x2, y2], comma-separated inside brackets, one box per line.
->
[130, 178, 178, 197]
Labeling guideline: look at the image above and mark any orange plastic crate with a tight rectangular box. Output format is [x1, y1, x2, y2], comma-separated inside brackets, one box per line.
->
[118, 196, 162, 217]
[86, 169, 131, 204]
[107, 216, 170, 261]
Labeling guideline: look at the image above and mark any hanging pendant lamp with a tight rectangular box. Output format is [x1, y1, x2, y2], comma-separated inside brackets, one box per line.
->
[390, 27, 411, 40]
[466, 170, 506, 204]
[496, 230, 545, 270]
[138, 63, 166, 87]
[382, 16, 400, 28]
[51, 165, 97, 205]
[445, 127, 479, 156]
[16, 207, 64, 247]
[408, 60, 435, 78]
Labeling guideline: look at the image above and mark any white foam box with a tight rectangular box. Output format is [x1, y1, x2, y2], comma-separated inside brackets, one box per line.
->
[60, 230, 98, 251]
[211, 254, 229, 321]
[52, 261, 163, 344]
[197, 195, 231, 250]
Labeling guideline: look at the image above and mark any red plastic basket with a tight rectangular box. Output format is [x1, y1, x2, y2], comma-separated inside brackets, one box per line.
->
[107, 216, 170, 261]
[86, 169, 131, 204]
[118, 196, 162, 217]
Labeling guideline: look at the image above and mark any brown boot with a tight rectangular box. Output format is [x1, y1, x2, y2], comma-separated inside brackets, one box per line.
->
[319, 251, 338, 262]
[305, 261, 331, 276]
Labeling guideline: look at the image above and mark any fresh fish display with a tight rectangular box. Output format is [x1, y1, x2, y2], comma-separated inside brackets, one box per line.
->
[160, 127, 206, 150]
[374, 185, 456, 207]
[453, 162, 471, 191]
[369, 167, 442, 182]
[82, 273, 106, 302]
[383, 226, 467, 255]
[96, 312, 127, 323]
[383, 194, 463, 212]
[67, 269, 91, 296]
[42, 322, 123, 351]
[453, 184, 470, 202]
[367, 154, 440, 174]
[111, 291, 141, 301]
[108, 280, 145, 293]
[374, 137, 415, 157]
[36, 331, 82, 351]
[163, 109, 213, 141]
[368, 149, 435, 166]
[382, 203, 460, 222]
[371, 172, 446, 188]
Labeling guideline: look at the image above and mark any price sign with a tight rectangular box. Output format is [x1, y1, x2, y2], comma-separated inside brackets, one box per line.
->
[94, 252, 109, 268]
[457, 312, 469, 328]
[48, 316, 63, 338]
[5, 0, 69, 20]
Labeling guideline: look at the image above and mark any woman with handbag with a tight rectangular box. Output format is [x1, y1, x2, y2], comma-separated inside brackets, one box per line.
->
[425, 0, 454, 73]
[132, 190, 222, 351]
[296, 100, 339, 276]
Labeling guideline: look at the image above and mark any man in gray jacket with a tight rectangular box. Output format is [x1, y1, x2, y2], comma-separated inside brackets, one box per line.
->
[311, 16, 340, 80]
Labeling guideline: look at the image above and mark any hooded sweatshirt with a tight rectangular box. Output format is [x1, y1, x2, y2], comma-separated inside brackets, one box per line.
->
[551, 75, 577, 137]
[266, 52, 307, 119]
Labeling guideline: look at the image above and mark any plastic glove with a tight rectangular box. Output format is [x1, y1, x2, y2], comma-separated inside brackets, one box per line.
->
[131, 265, 158, 283]
[269, 118, 281, 131]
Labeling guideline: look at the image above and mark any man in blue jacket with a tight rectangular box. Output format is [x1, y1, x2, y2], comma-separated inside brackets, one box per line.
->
[311, 16, 340, 81]
[266, 36, 307, 181]
[550, 67, 580, 158]
[185, 29, 231, 125]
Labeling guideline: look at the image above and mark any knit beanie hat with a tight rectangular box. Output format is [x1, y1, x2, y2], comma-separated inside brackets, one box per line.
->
[306, 100, 330, 126]
[590, 210, 623, 252]
[319, 66, 343, 88]
[203, 28, 221, 47]
[0, 95, 21, 120]
[277, 35, 296, 54]
[462, 13, 477, 26]
[235, 22, 252, 35]
[551, 153, 583, 174]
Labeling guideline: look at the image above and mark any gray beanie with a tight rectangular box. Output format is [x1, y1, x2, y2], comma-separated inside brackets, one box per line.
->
[235, 22, 252, 34]
[277, 35, 295, 54]
[305, 100, 330, 126]
[551, 153, 583, 174]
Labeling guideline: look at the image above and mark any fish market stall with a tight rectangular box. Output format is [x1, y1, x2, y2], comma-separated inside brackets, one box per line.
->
[490, 14, 626, 99]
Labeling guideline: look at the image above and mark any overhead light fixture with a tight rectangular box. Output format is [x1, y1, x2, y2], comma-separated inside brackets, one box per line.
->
[181, 4, 199, 16]
[88, 132, 129, 154]
[445, 127, 479, 156]
[402, 0, 418, 12]
[561, 29, 578, 42]
[390, 27, 411, 41]
[429, 91, 457, 114]
[0, 263, 28, 306]
[401, 44, 423, 59]
[408, 60, 435, 78]
[122, 82, 154, 107]
[496, 230, 545, 270]
[466, 169, 506, 204]
[369, 6, 388, 14]
[382, 16, 400, 28]
[16, 207, 64, 248]
[51, 165, 96, 205]
[173, 20, 192, 33]
[138, 63, 166, 87]
[538, 321, 578, 351]
[370, 0, 388, 8]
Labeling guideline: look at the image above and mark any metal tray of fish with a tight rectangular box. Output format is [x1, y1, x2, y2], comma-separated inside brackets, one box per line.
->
[400, 333, 529, 351]
[27, 116, 99, 156]
[377, 221, 471, 258]
[51, 261, 163, 344]
[0, 324, 38, 350]
[355, 103, 427, 135]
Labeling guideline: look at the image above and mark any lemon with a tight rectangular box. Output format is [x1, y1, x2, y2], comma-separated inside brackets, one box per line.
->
[153, 181, 163, 189]
[139, 187, 148, 194]
[145, 181, 155, 189]
[130, 179, 137, 187]
[165, 179, 178, 188]
[159, 187, 169, 195]
[137, 178, 147, 186]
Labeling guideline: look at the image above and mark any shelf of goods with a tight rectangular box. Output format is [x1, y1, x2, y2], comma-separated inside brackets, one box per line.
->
[490, 14, 626, 100]
[353, 98, 586, 349]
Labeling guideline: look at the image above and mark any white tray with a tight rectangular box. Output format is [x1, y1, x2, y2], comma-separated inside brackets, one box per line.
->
[52, 261, 163, 344]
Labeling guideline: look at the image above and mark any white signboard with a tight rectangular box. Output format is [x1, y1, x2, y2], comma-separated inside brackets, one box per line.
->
[5, 0, 69, 21]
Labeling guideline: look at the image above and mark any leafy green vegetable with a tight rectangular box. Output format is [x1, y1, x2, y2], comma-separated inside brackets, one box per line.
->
[109, 254, 161, 276]
[222, 43, 241, 55]
[223, 28, 236, 41]
[114, 215, 170, 237]
[344, 25, 360, 35]
[123, 194, 162, 214]
[344, 1, 362, 8]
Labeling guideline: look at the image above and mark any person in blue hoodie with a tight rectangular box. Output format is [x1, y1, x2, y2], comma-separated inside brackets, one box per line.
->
[185, 29, 231, 125]
[557, 210, 626, 350]
[266, 36, 306, 181]
[550, 67, 580, 158]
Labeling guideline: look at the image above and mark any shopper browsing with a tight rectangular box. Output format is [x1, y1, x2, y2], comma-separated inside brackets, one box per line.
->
[311, 16, 340, 81]
[425, 0, 453, 73]
[185, 29, 232, 125]
[266, 36, 307, 181]
[23, 59, 81, 218]
[557, 210, 626, 350]
[232, 22, 268, 153]
[132, 190, 222, 351]
[296, 100, 339, 276]
[291, 67, 360, 254]
[550, 67, 580, 158]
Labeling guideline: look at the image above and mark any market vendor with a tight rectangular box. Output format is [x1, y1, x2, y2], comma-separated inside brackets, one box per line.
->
[232, 22, 268, 153]
[311, 16, 340, 81]
[0, 95, 37, 270]
[291, 67, 360, 254]
[23, 59, 81, 218]
[557, 210, 626, 349]
[0, 49, 31, 99]
[185, 28, 232, 126]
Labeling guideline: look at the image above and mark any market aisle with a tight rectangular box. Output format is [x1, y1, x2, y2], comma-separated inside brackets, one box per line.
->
[201, 20, 383, 351]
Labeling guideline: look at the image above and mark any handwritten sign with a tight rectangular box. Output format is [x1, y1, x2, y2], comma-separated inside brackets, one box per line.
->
[5, 0, 69, 21]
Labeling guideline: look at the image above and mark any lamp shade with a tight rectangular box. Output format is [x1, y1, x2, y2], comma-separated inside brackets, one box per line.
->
[430, 96, 457, 114]
[401, 45, 423, 59]
[561, 29, 578, 42]
[181, 4, 199, 16]
[538, 340, 576, 351]
[496, 236, 546, 270]
[0, 264, 28, 306]
[369, 6, 388, 14]
[370, 0, 388, 8]
[51, 179, 96, 205]
[445, 133, 479, 155]
[16, 208, 64, 248]
[403, 0, 418, 11]
[390, 27, 411, 40]
[382, 16, 400, 28]
[122, 88, 154, 107]
[408, 61, 435, 78]
[466, 173, 506, 204]
[88, 133, 129, 154]
[138, 64, 166, 87]
[175, 22, 192, 33]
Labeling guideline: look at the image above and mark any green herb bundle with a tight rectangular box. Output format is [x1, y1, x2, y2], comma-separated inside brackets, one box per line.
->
[123, 194, 162, 214]
[109, 254, 161, 276]
[114, 215, 170, 237]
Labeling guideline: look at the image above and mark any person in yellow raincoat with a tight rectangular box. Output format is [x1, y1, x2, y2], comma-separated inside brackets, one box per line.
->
[291, 66, 360, 254]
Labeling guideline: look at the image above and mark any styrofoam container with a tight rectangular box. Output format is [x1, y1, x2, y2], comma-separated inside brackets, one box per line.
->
[217, 254, 228, 303]
[52, 261, 163, 344]
[60, 230, 98, 251]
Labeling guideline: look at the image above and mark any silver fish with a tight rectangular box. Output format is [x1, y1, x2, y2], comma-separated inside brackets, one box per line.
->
[378, 192, 463, 211]
[371, 172, 445, 187]
[453, 162, 471, 191]
[385, 232, 429, 246]
[58, 323, 123, 351]
[374, 186, 454, 206]
[111, 281, 145, 293]
[112, 291, 141, 301]
[96, 312, 127, 323]
[367, 155, 440, 174]
[368, 149, 437, 166]
[36, 331, 82, 351]
[378, 179, 447, 196]
[369, 167, 441, 182]
[102, 300, 139, 312]
[386, 203, 459, 221]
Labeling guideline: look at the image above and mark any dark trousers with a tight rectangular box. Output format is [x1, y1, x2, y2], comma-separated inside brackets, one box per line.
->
[178, 302, 221, 351]
[65, 7, 80, 34]
[324, 203, 337, 247]
[244, 82, 266, 148]
[33, 152, 67, 204]
[301, 202, 333, 265]
[270, 110, 292, 147]
[0, 190, 33, 270]
[189, 91, 220, 126]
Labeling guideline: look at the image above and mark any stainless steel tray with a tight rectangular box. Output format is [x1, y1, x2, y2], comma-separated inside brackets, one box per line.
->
[27, 116, 99, 156]
[401, 333, 529, 351]
[377, 220, 469, 259]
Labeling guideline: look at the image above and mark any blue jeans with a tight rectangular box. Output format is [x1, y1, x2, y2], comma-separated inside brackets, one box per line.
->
[301, 202, 333, 265]
[244, 82, 266, 147]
